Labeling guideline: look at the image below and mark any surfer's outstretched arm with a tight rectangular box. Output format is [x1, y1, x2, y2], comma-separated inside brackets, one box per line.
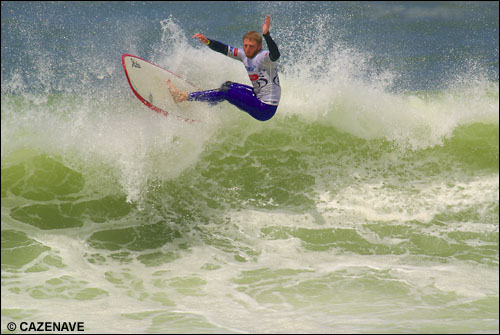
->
[192, 33, 209, 45]
[193, 33, 229, 56]
[261, 15, 280, 61]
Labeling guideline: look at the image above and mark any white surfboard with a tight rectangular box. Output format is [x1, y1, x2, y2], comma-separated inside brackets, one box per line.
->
[122, 54, 199, 121]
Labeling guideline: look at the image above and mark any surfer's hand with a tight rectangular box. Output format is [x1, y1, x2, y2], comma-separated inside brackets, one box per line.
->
[262, 15, 270, 35]
[192, 33, 209, 45]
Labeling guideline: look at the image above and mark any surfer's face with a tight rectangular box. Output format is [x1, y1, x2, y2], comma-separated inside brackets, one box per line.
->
[243, 39, 261, 58]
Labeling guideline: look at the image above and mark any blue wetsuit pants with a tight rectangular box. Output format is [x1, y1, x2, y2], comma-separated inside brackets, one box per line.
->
[187, 81, 277, 121]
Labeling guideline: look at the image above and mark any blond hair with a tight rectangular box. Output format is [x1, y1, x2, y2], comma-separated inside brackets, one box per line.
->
[243, 31, 262, 45]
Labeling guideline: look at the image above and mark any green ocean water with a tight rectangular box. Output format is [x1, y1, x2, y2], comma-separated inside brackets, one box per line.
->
[2, 1, 499, 333]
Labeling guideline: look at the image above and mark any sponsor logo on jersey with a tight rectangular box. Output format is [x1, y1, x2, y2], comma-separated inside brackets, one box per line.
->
[229, 46, 238, 57]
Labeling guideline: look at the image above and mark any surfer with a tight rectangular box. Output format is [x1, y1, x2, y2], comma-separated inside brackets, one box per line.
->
[166, 15, 281, 121]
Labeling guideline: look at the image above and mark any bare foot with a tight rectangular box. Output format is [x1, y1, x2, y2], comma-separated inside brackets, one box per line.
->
[166, 79, 187, 103]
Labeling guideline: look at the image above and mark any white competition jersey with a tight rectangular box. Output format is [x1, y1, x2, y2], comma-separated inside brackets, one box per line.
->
[226, 46, 281, 106]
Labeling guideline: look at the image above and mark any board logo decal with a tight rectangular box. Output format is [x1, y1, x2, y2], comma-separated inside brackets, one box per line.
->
[131, 59, 141, 68]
